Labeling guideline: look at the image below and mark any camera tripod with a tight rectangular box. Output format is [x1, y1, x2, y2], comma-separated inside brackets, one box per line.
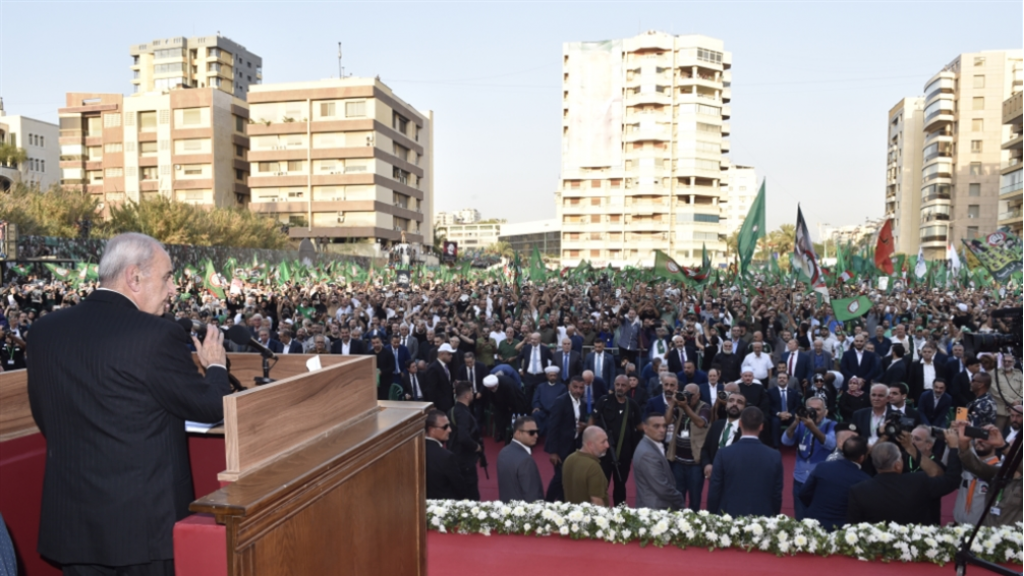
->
[954, 432, 1022, 576]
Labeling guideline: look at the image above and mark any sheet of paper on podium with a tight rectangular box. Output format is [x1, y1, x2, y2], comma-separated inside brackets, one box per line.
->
[306, 355, 322, 372]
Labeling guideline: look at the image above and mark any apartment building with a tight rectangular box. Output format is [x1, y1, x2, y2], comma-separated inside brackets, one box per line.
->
[129, 35, 262, 100]
[721, 164, 756, 236]
[58, 89, 250, 210]
[999, 91, 1023, 235]
[558, 31, 731, 268]
[499, 219, 561, 256]
[245, 78, 433, 250]
[916, 50, 1022, 259]
[437, 222, 501, 250]
[884, 97, 925, 255]
[0, 101, 60, 191]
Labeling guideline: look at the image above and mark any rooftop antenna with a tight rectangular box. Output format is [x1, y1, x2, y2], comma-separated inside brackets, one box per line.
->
[337, 42, 345, 79]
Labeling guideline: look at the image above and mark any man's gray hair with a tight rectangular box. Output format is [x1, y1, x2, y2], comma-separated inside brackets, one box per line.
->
[98, 233, 164, 285]
[870, 442, 902, 471]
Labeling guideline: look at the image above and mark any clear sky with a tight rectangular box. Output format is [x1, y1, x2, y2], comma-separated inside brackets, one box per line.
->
[2, 1, 1020, 235]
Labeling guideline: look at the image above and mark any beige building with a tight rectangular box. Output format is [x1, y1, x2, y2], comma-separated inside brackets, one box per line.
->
[558, 31, 731, 268]
[130, 35, 262, 100]
[722, 164, 756, 236]
[884, 97, 925, 255]
[916, 50, 1022, 258]
[245, 78, 433, 251]
[999, 91, 1022, 235]
[58, 89, 250, 210]
[0, 101, 60, 191]
[436, 222, 501, 251]
[499, 218, 561, 256]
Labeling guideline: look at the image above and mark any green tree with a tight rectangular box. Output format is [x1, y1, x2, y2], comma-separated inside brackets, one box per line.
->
[0, 182, 102, 237]
[0, 143, 28, 169]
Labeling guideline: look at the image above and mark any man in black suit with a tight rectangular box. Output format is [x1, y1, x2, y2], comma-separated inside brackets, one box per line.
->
[369, 335, 395, 400]
[424, 409, 467, 500]
[278, 328, 304, 354]
[544, 376, 586, 502]
[700, 392, 746, 480]
[423, 344, 456, 413]
[917, 378, 953, 428]
[950, 356, 982, 408]
[799, 435, 871, 531]
[457, 351, 487, 423]
[887, 383, 922, 427]
[552, 338, 583, 384]
[908, 343, 946, 402]
[256, 327, 284, 355]
[666, 335, 694, 375]
[449, 382, 482, 501]
[698, 368, 727, 408]
[710, 340, 741, 383]
[840, 334, 880, 388]
[518, 332, 554, 403]
[26, 233, 232, 576]
[401, 360, 426, 401]
[330, 326, 365, 355]
[768, 368, 802, 448]
[483, 373, 528, 443]
[847, 440, 961, 525]
[707, 407, 784, 517]
[880, 343, 908, 387]
[852, 383, 895, 447]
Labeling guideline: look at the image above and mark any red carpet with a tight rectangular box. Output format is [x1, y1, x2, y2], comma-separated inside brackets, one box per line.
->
[428, 532, 970, 575]
[475, 436, 959, 524]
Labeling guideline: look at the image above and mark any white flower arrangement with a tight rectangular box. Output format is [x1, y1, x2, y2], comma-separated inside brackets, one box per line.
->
[426, 500, 1024, 566]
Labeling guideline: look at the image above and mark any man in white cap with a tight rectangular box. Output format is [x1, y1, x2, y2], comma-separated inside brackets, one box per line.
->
[531, 366, 566, 437]
[484, 372, 527, 444]
[424, 343, 456, 412]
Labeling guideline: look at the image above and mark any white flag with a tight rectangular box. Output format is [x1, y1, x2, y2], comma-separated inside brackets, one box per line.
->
[915, 246, 927, 279]
[947, 243, 962, 277]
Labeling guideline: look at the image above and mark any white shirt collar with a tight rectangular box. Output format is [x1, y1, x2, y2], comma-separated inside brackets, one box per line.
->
[426, 437, 444, 447]
[511, 439, 532, 454]
[645, 435, 665, 455]
[95, 287, 139, 310]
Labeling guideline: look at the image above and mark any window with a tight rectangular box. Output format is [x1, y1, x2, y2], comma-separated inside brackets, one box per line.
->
[181, 109, 202, 126]
[235, 169, 245, 181]
[104, 113, 121, 128]
[974, 56, 986, 66]
[140, 141, 158, 155]
[972, 97, 984, 110]
[139, 111, 157, 130]
[972, 118, 984, 131]
[967, 226, 979, 238]
[104, 143, 123, 153]
[392, 112, 409, 134]
[141, 166, 159, 180]
[971, 140, 983, 153]
[287, 161, 305, 172]
[235, 144, 244, 158]
[235, 115, 245, 132]
[105, 168, 123, 178]
[320, 102, 336, 117]
[969, 183, 981, 196]
[345, 101, 366, 117]
[590, 197, 601, 206]
[258, 162, 280, 172]
[970, 162, 983, 176]
[973, 75, 985, 89]
[967, 205, 980, 219]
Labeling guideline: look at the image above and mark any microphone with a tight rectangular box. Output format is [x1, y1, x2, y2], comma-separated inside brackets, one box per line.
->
[228, 324, 277, 360]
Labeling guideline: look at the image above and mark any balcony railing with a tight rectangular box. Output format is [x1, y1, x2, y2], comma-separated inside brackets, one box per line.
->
[998, 209, 1022, 221]
[921, 191, 952, 203]
[1004, 157, 1022, 170]
[1001, 181, 1023, 195]
[921, 212, 951, 223]
[920, 234, 948, 244]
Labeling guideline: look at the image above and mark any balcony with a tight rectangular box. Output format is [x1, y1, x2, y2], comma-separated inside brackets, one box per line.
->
[920, 212, 950, 223]
[919, 234, 948, 245]
[1001, 179, 1023, 197]
[1002, 132, 1023, 150]
[921, 191, 952, 204]
[923, 111, 954, 132]
[924, 77, 955, 103]
[1003, 157, 1023, 172]
[625, 92, 672, 107]
[998, 208, 1022, 222]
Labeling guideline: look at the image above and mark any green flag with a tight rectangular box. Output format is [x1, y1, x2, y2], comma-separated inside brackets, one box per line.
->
[831, 295, 872, 322]
[11, 263, 29, 276]
[278, 261, 292, 283]
[204, 260, 226, 300]
[44, 263, 73, 281]
[737, 180, 766, 276]
[529, 247, 546, 282]
[653, 250, 686, 281]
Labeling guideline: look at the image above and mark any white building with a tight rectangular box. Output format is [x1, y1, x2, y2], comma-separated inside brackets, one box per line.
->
[0, 101, 60, 191]
[434, 212, 458, 227]
[454, 208, 481, 224]
[436, 221, 501, 251]
[722, 164, 756, 235]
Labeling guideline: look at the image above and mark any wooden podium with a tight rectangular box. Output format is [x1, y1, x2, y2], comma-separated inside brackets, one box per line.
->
[0, 353, 430, 576]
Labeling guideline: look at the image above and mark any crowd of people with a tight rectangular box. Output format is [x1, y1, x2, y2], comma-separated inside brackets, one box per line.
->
[5, 251, 1023, 535]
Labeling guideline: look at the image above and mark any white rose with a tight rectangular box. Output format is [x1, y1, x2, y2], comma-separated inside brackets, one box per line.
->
[622, 529, 632, 539]
[794, 535, 808, 548]
[778, 541, 790, 554]
[478, 512, 487, 520]
[721, 536, 732, 547]
[524, 523, 531, 531]
[559, 526, 569, 536]
[639, 528, 647, 537]
[844, 532, 857, 545]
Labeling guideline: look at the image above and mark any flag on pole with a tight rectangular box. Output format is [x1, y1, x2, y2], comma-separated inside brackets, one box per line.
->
[831, 295, 873, 322]
[947, 243, 962, 279]
[204, 260, 226, 300]
[653, 250, 686, 281]
[792, 205, 829, 300]
[914, 246, 927, 281]
[737, 180, 766, 276]
[839, 270, 854, 283]
[44, 263, 73, 281]
[875, 218, 895, 274]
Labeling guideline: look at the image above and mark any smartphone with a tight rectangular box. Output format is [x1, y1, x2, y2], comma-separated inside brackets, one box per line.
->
[955, 407, 969, 422]
[963, 426, 989, 440]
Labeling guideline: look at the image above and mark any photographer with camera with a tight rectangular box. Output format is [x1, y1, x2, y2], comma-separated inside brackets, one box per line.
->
[781, 396, 836, 520]
[1, 325, 27, 371]
[950, 421, 1022, 527]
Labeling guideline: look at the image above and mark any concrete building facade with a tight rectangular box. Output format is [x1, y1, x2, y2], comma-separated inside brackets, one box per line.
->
[130, 35, 262, 100]
[917, 50, 1022, 258]
[58, 89, 250, 210]
[558, 31, 731, 268]
[245, 78, 433, 250]
[499, 219, 561, 256]
[999, 91, 1023, 235]
[885, 97, 925, 255]
[436, 222, 501, 251]
[721, 164, 756, 236]
[0, 103, 60, 191]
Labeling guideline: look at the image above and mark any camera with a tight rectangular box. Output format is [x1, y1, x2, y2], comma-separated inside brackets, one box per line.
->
[716, 390, 729, 401]
[883, 412, 917, 437]
[675, 390, 693, 402]
[795, 405, 818, 421]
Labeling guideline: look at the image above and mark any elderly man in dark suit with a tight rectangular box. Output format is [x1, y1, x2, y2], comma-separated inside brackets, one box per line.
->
[497, 416, 544, 503]
[707, 407, 784, 517]
[781, 339, 813, 388]
[518, 332, 554, 403]
[798, 435, 871, 531]
[544, 376, 586, 502]
[26, 233, 232, 576]
[552, 337, 583, 384]
[424, 343, 456, 413]
[632, 412, 686, 510]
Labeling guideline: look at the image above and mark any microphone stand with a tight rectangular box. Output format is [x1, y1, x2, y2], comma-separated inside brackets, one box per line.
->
[254, 355, 275, 386]
[954, 432, 1023, 576]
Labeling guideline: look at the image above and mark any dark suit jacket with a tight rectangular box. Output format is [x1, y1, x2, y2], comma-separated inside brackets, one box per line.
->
[840, 349, 880, 384]
[385, 345, 412, 375]
[699, 418, 742, 468]
[677, 369, 709, 387]
[798, 458, 871, 530]
[423, 359, 454, 413]
[26, 290, 231, 566]
[880, 358, 908, 387]
[698, 381, 727, 407]
[768, 386, 802, 418]
[457, 363, 488, 394]
[518, 343, 554, 375]
[781, 350, 814, 385]
[402, 371, 426, 400]
[544, 392, 582, 460]
[373, 346, 397, 378]
[908, 360, 946, 402]
[281, 339, 303, 354]
[666, 347, 695, 375]
[707, 438, 783, 517]
[583, 351, 616, 385]
[552, 350, 583, 383]
[264, 339, 284, 354]
[330, 337, 366, 355]
[425, 439, 467, 500]
[945, 357, 966, 379]
[917, 391, 953, 427]
[497, 443, 544, 503]
[847, 452, 962, 525]
[852, 406, 893, 440]
[949, 370, 976, 408]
